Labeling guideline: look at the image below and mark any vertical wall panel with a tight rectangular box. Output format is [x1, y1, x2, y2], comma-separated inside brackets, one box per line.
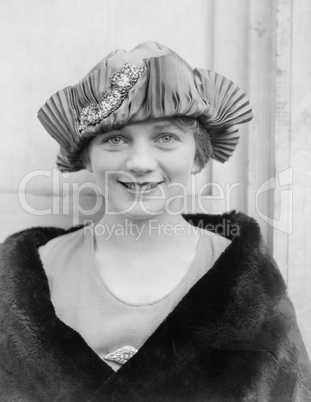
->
[211, 0, 250, 214]
[246, 0, 276, 246]
[274, 0, 311, 357]
[273, 0, 292, 282]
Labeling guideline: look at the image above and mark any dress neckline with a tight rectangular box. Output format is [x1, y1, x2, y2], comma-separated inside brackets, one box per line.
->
[90, 229, 204, 307]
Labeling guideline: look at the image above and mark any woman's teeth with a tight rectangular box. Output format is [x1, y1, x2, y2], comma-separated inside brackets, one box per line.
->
[121, 182, 159, 191]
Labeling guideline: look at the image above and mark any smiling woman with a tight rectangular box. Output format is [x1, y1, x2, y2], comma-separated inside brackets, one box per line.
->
[1, 42, 311, 401]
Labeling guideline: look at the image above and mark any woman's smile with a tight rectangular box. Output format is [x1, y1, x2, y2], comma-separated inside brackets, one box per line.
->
[118, 180, 164, 195]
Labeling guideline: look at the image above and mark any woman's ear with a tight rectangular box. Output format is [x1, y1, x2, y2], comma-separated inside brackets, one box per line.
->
[191, 160, 202, 175]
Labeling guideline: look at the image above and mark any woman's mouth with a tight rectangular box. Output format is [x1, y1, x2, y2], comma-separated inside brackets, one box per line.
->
[118, 181, 163, 193]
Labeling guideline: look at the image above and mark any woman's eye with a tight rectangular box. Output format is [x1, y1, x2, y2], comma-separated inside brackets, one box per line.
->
[105, 136, 125, 145]
[158, 135, 175, 144]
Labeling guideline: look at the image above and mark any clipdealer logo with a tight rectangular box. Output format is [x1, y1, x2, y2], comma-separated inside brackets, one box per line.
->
[17, 167, 294, 233]
[256, 167, 293, 234]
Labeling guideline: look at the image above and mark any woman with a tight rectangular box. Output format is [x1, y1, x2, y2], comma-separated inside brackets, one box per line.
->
[1, 42, 310, 401]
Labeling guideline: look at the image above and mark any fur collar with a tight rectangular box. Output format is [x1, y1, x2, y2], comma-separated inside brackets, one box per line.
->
[1, 212, 310, 401]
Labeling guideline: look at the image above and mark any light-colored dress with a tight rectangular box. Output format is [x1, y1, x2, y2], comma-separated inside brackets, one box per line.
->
[39, 226, 230, 371]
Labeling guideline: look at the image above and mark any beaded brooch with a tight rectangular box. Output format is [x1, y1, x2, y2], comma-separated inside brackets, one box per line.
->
[105, 345, 138, 365]
[78, 63, 145, 133]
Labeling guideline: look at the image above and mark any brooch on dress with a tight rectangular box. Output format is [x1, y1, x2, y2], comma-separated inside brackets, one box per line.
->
[79, 63, 145, 133]
[105, 345, 138, 365]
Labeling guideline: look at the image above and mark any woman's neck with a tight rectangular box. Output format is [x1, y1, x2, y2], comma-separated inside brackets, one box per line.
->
[94, 212, 196, 254]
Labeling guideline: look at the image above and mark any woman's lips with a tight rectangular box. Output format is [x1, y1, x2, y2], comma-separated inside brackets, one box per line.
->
[118, 181, 164, 194]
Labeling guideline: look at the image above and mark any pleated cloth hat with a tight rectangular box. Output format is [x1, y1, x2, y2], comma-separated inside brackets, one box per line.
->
[38, 41, 253, 172]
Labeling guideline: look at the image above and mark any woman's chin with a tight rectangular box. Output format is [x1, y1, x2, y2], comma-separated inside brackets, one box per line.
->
[119, 202, 165, 221]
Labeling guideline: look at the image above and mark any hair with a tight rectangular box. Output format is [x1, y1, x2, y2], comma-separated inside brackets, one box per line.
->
[170, 117, 212, 169]
[81, 140, 91, 169]
[81, 117, 212, 170]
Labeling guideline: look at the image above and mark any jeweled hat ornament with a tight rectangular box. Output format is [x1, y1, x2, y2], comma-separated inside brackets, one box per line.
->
[38, 41, 253, 172]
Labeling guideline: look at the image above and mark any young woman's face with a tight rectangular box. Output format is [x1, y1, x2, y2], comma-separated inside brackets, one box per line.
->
[87, 119, 200, 220]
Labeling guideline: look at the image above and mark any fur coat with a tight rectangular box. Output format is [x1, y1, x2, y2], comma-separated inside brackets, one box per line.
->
[1, 212, 311, 402]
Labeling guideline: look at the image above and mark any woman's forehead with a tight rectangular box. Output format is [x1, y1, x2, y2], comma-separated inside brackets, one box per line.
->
[110, 118, 191, 134]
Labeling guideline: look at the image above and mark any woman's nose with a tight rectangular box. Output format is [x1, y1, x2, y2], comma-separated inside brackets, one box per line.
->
[125, 144, 158, 174]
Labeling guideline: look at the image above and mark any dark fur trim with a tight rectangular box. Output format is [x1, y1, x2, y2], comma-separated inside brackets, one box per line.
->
[1, 213, 310, 401]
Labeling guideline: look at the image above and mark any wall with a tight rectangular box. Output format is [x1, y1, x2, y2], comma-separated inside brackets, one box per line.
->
[0, 0, 310, 356]
[273, 0, 311, 355]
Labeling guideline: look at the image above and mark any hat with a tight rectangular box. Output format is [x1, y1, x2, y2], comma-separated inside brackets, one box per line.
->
[38, 41, 253, 172]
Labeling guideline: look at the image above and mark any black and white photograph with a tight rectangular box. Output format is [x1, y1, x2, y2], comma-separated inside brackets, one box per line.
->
[0, 1, 311, 400]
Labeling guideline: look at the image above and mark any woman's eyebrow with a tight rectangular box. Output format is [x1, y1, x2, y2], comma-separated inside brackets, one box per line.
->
[100, 129, 128, 136]
[149, 123, 188, 133]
